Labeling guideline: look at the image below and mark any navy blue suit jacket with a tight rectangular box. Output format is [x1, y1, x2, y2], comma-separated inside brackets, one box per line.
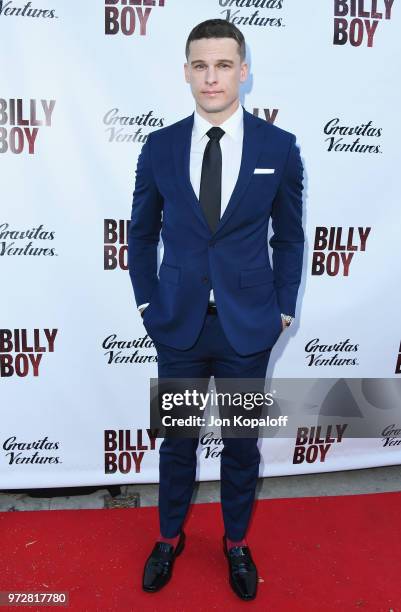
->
[128, 105, 304, 355]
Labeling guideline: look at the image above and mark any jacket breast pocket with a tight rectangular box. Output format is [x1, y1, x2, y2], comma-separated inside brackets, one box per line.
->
[247, 172, 279, 205]
[240, 265, 273, 288]
[158, 262, 181, 285]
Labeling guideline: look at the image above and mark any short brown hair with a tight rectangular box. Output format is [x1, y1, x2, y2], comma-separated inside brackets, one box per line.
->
[185, 19, 246, 62]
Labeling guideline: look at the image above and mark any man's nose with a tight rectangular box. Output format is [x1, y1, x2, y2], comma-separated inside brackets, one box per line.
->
[205, 67, 218, 84]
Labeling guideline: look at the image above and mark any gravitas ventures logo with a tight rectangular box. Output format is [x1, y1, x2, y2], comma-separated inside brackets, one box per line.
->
[103, 107, 164, 144]
[2, 435, 61, 466]
[381, 424, 401, 448]
[304, 338, 359, 367]
[199, 431, 223, 459]
[219, 0, 284, 28]
[102, 333, 157, 365]
[0, 1, 57, 18]
[0, 222, 56, 257]
[324, 118, 382, 154]
[333, 0, 395, 47]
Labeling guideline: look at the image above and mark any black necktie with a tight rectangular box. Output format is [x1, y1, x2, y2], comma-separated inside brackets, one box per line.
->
[199, 126, 225, 233]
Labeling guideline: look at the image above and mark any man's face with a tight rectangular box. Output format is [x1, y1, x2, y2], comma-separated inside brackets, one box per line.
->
[184, 37, 248, 116]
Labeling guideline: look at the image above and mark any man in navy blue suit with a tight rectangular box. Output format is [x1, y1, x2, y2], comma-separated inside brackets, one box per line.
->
[128, 19, 304, 600]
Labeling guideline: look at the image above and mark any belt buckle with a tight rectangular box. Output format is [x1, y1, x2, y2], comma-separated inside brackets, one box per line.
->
[207, 302, 217, 314]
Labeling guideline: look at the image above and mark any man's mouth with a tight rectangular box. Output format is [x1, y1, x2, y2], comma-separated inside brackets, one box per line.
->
[203, 91, 222, 96]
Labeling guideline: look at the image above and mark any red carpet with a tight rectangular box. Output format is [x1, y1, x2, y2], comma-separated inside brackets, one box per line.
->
[1, 491, 401, 611]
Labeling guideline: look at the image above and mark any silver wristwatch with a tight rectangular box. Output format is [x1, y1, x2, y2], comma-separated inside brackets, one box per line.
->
[281, 314, 294, 327]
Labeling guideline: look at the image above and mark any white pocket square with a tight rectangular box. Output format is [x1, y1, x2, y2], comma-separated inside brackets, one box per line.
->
[254, 168, 275, 174]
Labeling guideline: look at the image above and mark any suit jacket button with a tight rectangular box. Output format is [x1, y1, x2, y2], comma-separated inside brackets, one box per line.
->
[209, 240, 215, 247]
[201, 276, 209, 284]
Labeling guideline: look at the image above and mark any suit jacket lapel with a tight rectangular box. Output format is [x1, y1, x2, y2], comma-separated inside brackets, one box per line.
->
[173, 112, 211, 232]
[215, 107, 264, 236]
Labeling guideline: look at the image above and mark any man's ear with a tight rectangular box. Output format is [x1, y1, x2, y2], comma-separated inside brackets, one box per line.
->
[240, 62, 248, 83]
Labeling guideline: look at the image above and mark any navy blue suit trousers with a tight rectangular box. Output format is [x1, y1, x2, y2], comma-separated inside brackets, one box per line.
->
[155, 308, 272, 540]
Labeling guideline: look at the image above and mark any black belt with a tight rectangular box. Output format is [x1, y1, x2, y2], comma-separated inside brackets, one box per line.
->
[207, 302, 217, 314]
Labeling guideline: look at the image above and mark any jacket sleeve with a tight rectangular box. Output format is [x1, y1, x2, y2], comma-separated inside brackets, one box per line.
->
[269, 134, 305, 317]
[127, 132, 163, 307]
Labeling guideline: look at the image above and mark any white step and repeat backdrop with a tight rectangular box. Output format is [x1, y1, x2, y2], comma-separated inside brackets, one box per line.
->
[1, 0, 401, 488]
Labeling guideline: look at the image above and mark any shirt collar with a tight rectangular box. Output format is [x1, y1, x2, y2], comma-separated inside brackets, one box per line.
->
[193, 103, 243, 144]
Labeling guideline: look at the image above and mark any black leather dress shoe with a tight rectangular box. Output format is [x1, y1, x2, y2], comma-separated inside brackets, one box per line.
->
[142, 531, 185, 592]
[223, 535, 258, 600]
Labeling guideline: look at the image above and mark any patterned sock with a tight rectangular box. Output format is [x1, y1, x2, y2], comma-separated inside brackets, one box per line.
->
[227, 537, 247, 550]
[158, 534, 180, 550]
